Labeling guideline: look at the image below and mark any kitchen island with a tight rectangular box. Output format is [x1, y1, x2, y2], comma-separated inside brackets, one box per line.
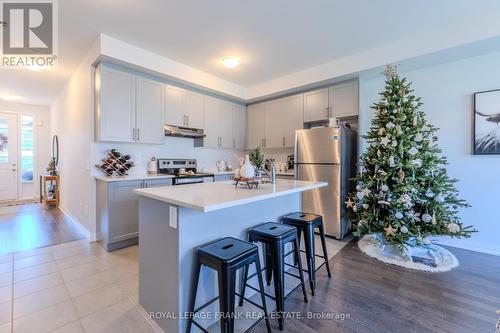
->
[134, 179, 327, 333]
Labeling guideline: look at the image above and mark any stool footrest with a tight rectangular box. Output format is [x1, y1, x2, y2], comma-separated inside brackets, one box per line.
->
[284, 260, 327, 273]
[298, 249, 327, 260]
[191, 320, 210, 333]
[193, 296, 219, 314]
[234, 292, 267, 312]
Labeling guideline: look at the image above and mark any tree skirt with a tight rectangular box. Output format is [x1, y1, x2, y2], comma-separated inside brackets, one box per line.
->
[358, 233, 459, 272]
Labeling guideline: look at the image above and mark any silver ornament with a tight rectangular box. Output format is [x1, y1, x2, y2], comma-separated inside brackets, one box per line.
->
[395, 212, 404, 219]
[422, 213, 432, 223]
[425, 189, 435, 198]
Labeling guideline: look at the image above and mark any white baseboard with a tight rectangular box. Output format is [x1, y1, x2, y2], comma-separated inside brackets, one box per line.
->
[430, 237, 500, 257]
[58, 206, 98, 242]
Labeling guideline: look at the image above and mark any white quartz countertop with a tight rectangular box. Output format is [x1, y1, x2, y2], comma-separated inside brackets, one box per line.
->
[95, 173, 175, 182]
[134, 179, 327, 212]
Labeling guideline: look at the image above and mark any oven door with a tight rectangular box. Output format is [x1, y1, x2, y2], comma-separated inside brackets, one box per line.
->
[173, 177, 204, 185]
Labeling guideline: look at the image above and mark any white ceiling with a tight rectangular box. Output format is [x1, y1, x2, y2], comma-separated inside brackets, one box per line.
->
[1, 0, 500, 106]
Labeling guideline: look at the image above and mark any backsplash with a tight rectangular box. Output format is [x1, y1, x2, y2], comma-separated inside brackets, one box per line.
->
[92, 136, 244, 175]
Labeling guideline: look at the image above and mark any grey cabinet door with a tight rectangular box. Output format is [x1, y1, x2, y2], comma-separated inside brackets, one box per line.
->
[144, 178, 173, 187]
[108, 180, 143, 242]
[214, 174, 234, 182]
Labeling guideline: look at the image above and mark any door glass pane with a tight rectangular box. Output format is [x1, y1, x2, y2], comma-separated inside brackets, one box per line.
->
[0, 119, 8, 164]
[21, 116, 34, 181]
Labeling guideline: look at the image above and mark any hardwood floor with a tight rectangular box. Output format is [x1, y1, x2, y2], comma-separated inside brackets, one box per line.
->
[0, 203, 85, 254]
[253, 241, 500, 333]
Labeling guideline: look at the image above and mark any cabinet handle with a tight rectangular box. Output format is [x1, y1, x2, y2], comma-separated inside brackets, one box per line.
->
[283, 137, 286, 147]
[233, 137, 236, 148]
[137, 128, 140, 141]
[186, 115, 189, 127]
[132, 128, 136, 141]
[326, 107, 330, 118]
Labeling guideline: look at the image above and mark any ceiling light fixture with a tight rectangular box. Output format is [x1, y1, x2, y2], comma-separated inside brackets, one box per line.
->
[0, 92, 21, 101]
[221, 56, 241, 69]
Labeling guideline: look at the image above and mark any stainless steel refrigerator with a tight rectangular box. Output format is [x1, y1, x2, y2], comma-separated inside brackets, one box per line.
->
[295, 127, 357, 239]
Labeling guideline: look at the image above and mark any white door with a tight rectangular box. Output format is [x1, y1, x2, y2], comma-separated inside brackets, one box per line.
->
[165, 85, 186, 127]
[136, 77, 164, 144]
[247, 103, 266, 149]
[0, 113, 18, 201]
[283, 94, 304, 148]
[329, 81, 359, 118]
[304, 88, 330, 122]
[232, 104, 246, 149]
[185, 91, 204, 129]
[264, 99, 283, 148]
[97, 66, 136, 142]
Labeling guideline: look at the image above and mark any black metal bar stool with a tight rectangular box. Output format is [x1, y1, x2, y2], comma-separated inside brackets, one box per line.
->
[239, 222, 308, 331]
[186, 237, 271, 333]
[281, 212, 332, 296]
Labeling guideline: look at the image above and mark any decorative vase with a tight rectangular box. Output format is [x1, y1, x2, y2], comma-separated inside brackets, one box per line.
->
[240, 155, 255, 178]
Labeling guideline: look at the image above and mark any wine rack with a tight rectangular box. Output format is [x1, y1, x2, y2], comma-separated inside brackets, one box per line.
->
[95, 149, 135, 176]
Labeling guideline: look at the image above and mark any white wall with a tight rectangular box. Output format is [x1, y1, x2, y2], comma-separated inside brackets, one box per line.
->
[0, 101, 50, 200]
[359, 51, 500, 255]
[50, 40, 100, 240]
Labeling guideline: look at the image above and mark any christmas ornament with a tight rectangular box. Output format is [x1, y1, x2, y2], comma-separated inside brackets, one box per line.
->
[386, 122, 395, 129]
[353, 205, 358, 213]
[356, 191, 365, 200]
[431, 211, 437, 225]
[389, 156, 395, 167]
[363, 188, 371, 196]
[345, 198, 354, 208]
[408, 147, 419, 156]
[380, 137, 391, 146]
[400, 226, 408, 234]
[381, 184, 389, 192]
[399, 169, 405, 182]
[422, 213, 432, 223]
[392, 140, 398, 147]
[363, 204, 369, 209]
[411, 159, 422, 167]
[356, 184, 363, 191]
[434, 195, 444, 203]
[414, 133, 423, 142]
[378, 200, 390, 206]
[413, 115, 418, 126]
[384, 225, 395, 236]
[378, 128, 385, 136]
[425, 188, 435, 198]
[396, 125, 402, 134]
[447, 222, 460, 233]
[395, 212, 403, 219]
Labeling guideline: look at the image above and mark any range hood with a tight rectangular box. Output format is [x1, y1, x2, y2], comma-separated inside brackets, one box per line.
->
[164, 124, 206, 138]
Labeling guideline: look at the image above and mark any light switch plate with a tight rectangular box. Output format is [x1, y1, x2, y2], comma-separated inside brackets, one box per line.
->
[169, 206, 177, 229]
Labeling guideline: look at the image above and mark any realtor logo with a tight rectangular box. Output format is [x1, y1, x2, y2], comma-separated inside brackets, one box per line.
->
[0, 0, 58, 68]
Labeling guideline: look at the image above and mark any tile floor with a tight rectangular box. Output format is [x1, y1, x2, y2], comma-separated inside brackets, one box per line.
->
[0, 239, 162, 333]
[0, 233, 352, 333]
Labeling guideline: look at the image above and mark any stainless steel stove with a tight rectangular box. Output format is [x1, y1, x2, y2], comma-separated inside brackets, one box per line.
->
[157, 159, 214, 185]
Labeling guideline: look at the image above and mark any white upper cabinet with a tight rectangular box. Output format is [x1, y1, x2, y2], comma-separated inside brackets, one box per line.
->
[232, 104, 246, 150]
[303, 88, 329, 122]
[203, 96, 220, 148]
[282, 94, 304, 148]
[202, 96, 233, 149]
[185, 91, 204, 129]
[219, 101, 233, 149]
[95, 66, 136, 143]
[329, 80, 359, 118]
[164, 85, 186, 127]
[247, 103, 266, 149]
[264, 99, 284, 148]
[261, 94, 304, 149]
[136, 77, 164, 144]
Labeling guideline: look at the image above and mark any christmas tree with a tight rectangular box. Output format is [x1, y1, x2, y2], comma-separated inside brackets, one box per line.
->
[346, 65, 474, 250]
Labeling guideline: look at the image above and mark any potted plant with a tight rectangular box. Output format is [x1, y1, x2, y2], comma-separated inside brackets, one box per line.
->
[249, 147, 265, 177]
